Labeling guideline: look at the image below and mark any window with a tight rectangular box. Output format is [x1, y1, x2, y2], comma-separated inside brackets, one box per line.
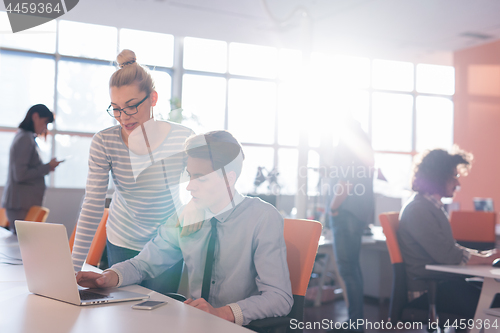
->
[58, 21, 117, 60]
[184, 37, 227, 73]
[278, 149, 298, 195]
[375, 153, 413, 192]
[0, 21, 455, 203]
[416, 96, 454, 152]
[417, 64, 455, 95]
[369, 60, 454, 194]
[0, 12, 56, 53]
[0, 20, 176, 188]
[277, 48, 302, 81]
[237, 146, 274, 195]
[311, 53, 371, 89]
[0, 51, 55, 128]
[54, 135, 92, 188]
[228, 79, 276, 144]
[150, 70, 172, 119]
[308, 150, 321, 196]
[182, 74, 226, 133]
[119, 29, 174, 67]
[0, 132, 15, 185]
[229, 42, 278, 79]
[372, 59, 414, 92]
[277, 81, 301, 146]
[372, 92, 413, 152]
[56, 60, 115, 132]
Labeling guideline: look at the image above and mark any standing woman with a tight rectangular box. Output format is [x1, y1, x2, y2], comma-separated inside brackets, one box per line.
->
[71, 50, 194, 295]
[2, 104, 61, 233]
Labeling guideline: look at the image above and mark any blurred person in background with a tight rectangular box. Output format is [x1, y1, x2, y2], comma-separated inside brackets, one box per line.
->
[398, 148, 500, 319]
[327, 118, 374, 333]
[1, 104, 61, 233]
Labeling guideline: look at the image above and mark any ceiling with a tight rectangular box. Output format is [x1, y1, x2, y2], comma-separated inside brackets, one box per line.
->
[62, 0, 500, 64]
[169, 0, 500, 49]
[171, 0, 500, 62]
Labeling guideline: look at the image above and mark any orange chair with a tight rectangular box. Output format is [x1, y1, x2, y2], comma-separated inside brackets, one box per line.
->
[246, 218, 323, 333]
[379, 212, 422, 323]
[24, 205, 50, 222]
[69, 208, 109, 267]
[0, 208, 8, 228]
[380, 212, 463, 329]
[449, 211, 496, 251]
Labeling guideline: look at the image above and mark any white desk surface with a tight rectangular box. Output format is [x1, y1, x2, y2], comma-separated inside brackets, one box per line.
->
[426, 264, 500, 333]
[318, 225, 386, 247]
[0, 228, 251, 333]
[426, 264, 500, 279]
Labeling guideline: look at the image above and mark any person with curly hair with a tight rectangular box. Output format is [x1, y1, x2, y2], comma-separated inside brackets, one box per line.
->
[398, 147, 500, 318]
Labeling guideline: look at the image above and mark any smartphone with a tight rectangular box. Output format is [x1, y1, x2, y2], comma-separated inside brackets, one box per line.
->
[132, 300, 168, 310]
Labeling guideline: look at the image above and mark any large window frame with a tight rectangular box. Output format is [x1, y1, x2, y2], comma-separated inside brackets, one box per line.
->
[0, 17, 455, 201]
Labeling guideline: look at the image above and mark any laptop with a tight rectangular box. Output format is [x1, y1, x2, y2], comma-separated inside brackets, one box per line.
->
[15, 220, 149, 306]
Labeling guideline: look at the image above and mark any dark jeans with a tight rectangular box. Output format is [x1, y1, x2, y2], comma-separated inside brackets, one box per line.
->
[411, 277, 483, 319]
[436, 278, 480, 318]
[106, 240, 184, 296]
[330, 210, 365, 330]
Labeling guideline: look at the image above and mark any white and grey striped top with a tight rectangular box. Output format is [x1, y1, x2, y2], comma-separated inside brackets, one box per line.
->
[71, 122, 194, 271]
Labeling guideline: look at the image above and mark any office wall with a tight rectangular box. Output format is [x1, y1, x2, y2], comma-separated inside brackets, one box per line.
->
[453, 40, 500, 213]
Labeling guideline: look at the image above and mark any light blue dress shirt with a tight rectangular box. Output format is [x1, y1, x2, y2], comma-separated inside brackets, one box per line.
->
[111, 193, 293, 325]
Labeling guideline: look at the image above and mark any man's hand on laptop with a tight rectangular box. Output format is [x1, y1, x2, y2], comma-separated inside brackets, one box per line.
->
[76, 271, 118, 289]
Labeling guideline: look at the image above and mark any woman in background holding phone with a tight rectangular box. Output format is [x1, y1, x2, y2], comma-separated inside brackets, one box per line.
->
[1, 104, 62, 233]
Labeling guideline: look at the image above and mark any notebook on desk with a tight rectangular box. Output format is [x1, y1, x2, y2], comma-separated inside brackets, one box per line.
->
[15, 221, 149, 306]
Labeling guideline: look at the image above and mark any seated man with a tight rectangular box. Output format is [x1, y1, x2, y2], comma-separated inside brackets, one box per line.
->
[398, 148, 500, 318]
[77, 130, 293, 326]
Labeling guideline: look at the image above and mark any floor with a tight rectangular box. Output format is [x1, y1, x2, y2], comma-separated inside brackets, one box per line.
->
[303, 297, 459, 333]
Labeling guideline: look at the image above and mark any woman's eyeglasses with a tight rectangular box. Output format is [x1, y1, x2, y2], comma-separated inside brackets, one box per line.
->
[106, 94, 149, 118]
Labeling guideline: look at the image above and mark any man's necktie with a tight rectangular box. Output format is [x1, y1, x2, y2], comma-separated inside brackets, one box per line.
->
[201, 217, 218, 301]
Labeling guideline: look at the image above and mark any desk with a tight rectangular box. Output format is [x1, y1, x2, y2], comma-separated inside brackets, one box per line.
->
[426, 264, 500, 333]
[0, 228, 251, 333]
[315, 226, 392, 304]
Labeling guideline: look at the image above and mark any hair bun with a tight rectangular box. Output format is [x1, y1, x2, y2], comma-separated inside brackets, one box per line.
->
[117, 49, 137, 68]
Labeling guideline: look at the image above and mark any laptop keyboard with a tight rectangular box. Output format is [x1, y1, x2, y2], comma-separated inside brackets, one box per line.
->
[79, 289, 112, 301]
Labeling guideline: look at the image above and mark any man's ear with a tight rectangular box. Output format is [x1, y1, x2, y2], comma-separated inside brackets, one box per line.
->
[225, 170, 237, 188]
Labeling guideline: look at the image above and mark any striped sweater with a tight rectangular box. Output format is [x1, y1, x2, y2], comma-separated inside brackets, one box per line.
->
[71, 121, 193, 271]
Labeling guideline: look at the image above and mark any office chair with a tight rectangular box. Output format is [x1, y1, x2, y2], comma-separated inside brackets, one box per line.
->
[24, 205, 50, 222]
[0, 208, 8, 228]
[167, 219, 322, 332]
[69, 208, 109, 266]
[379, 212, 462, 331]
[0, 206, 49, 230]
[245, 218, 323, 333]
[449, 211, 496, 251]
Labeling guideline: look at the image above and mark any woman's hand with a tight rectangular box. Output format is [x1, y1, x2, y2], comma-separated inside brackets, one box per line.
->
[176, 199, 205, 237]
[49, 158, 62, 171]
